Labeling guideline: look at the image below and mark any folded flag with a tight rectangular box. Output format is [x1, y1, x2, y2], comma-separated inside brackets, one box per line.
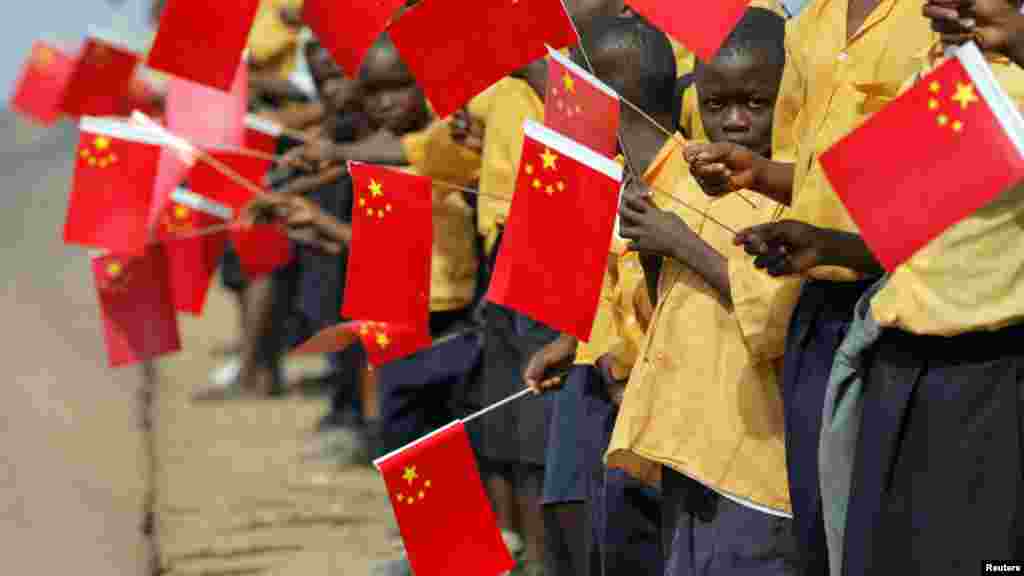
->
[65, 117, 165, 254]
[92, 245, 182, 367]
[303, 0, 407, 77]
[544, 46, 620, 158]
[626, 0, 750, 62]
[390, 0, 577, 118]
[375, 421, 515, 576]
[61, 38, 140, 117]
[487, 121, 622, 341]
[292, 321, 432, 367]
[157, 187, 230, 314]
[244, 114, 282, 156]
[343, 162, 432, 330]
[147, 0, 261, 91]
[9, 41, 77, 126]
[166, 60, 247, 149]
[819, 42, 1024, 271]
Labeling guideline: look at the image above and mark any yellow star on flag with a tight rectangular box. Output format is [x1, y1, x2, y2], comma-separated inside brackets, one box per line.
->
[174, 205, 190, 220]
[402, 466, 418, 484]
[952, 82, 978, 110]
[929, 80, 941, 93]
[106, 261, 123, 278]
[94, 136, 110, 151]
[562, 72, 576, 94]
[369, 179, 384, 198]
[540, 148, 558, 170]
[376, 331, 391, 348]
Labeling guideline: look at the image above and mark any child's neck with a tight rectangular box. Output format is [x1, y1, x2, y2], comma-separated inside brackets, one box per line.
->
[622, 116, 671, 177]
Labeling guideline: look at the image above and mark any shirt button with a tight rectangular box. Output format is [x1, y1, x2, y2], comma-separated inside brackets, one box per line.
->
[837, 52, 849, 62]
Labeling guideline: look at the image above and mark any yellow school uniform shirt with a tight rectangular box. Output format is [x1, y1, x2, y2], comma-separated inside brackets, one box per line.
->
[478, 78, 545, 254]
[727, 0, 936, 361]
[606, 134, 791, 513]
[871, 52, 1024, 336]
[247, 0, 304, 79]
[400, 122, 480, 313]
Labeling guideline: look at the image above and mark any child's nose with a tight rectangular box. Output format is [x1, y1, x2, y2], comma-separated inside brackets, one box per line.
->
[723, 106, 751, 131]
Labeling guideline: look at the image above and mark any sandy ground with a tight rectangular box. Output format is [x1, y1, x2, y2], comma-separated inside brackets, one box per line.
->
[0, 112, 397, 576]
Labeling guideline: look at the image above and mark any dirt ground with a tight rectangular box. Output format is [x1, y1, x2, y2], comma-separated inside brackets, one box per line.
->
[0, 112, 398, 576]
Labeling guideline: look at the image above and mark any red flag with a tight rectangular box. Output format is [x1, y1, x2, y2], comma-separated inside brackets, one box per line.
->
[303, 0, 407, 76]
[146, 0, 261, 91]
[375, 421, 515, 576]
[544, 46, 620, 159]
[186, 151, 291, 278]
[627, 0, 750, 62]
[487, 121, 623, 340]
[293, 321, 432, 367]
[65, 117, 164, 254]
[92, 245, 182, 367]
[343, 162, 432, 329]
[157, 187, 231, 314]
[244, 114, 282, 156]
[9, 42, 77, 125]
[820, 43, 1024, 271]
[390, 0, 577, 118]
[61, 38, 140, 117]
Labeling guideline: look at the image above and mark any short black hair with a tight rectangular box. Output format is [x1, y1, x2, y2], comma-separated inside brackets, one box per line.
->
[574, 15, 677, 117]
[701, 8, 786, 69]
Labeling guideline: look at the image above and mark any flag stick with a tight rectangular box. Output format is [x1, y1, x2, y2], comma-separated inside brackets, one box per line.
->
[462, 388, 535, 424]
[649, 183, 738, 235]
[163, 221, 242, 240]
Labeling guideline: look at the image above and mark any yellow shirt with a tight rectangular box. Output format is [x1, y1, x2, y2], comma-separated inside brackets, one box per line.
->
[247, 0, 303, 79]
[478, 78, 545, 254]
[607, 135, 790, 513]
[871, 53, 1024, 336]
[400, 121, 480, 313]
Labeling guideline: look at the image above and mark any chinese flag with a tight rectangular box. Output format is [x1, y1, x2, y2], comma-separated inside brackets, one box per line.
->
[65, 117, 164, 254]
[146, 0, 260, 91]
[92, 245, 182, 367]
[244, 114, 282, 156]
[165, 60, 247, 149]
[487, 121, 623, 340]
[390, 0, 577, 118]
[9, 41, 76, 126]
[293, 321, 432, 367]
[303, 0, 407, 76]
[157, 187, 231, 314]
[185, 150, 291, 278]
[376, 421, 515, 576]
[544, 46, 620, 159]
[820, 42, 1024, 271]
[627, 0, 750, 62]
[343, 162, 432, 329]
[61, 38, 140, 118]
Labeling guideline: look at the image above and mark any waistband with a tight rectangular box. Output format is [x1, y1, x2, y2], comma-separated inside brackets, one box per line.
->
[878, 321, 1024, 365]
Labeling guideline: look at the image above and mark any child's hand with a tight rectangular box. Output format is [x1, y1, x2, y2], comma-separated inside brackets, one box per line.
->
[618, 181, 696, 259]
[281, 139, 343, 172]
[524, 334, 578, 394]
[595, 354, 626, 407]
[923, 0, 1024, 54]
[684, 142, 759, 197]
[734, 220, 830, 276]
[450, 108, 485, 154]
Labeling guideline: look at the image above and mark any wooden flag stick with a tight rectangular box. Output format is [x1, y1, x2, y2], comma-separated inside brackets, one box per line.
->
[164, 222, 241, 240]
[647, 181, 738, 235]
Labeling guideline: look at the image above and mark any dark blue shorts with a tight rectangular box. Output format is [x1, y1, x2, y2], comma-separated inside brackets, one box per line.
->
[542, 365, 598, 505]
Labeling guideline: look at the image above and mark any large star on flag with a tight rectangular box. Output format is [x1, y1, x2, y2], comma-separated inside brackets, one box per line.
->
[161, 202, 194, 234]
[79, 136, 120, 168]
[524, 148, 567, 196]
[394, 465, 434, 505]
[927, 79, 979, 134]
[100, 257, 133, 293]
[358, 178, 393, 220]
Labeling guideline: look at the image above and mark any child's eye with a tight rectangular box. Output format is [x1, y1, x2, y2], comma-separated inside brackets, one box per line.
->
[748, 99, 769, 110]
[705, 100, 724, 111]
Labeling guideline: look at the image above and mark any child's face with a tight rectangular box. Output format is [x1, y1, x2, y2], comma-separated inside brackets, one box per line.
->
[359, 47, 428, 135]
[695, 52, 781, 157]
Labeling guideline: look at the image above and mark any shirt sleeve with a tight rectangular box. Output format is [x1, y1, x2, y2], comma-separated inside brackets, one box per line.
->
[400, 120, 482, 188]
[247, 2, 298, 67]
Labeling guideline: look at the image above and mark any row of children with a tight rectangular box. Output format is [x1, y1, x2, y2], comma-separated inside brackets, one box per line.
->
[242, 0, 1024, 575]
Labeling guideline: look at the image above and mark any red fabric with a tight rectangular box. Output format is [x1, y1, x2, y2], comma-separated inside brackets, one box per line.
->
[93, 245, 182, 367]
[244, 125, 278, 156]
[64, 128, 160, 254]
[377, 421, 515, 576]
[293, 321, 431, 367]
[146, 0, 260, 91]
[9, 42, 76, 126]
[303, 0, 406, 76]
[544, 54, 620, 158]
[390, 0, 577, 118]
[232, 223, 293, 278]
[343, 163, 432, 330]
[61, 39, 140, 117]
[156, 196, 228, 315]
[486, 130, 620, 340]
[627, 0, 750, 62]
[820, 56, 1024, 271]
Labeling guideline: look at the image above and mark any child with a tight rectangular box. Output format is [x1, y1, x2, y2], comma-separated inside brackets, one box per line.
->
[605, 9, 799, 575]
[684, 1, 936, 573]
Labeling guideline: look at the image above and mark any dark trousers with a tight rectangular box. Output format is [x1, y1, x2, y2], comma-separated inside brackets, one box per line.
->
[844, 322, 1024, 576]
[782, 279, 874, 575]
[583, 370, 663, 576]
[661, 468, 799, 576]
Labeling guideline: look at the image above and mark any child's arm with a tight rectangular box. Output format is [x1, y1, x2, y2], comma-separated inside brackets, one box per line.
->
[683, 142, 795, 206]
[523, 333, 578, 394]
[735, 220, 885, 277]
